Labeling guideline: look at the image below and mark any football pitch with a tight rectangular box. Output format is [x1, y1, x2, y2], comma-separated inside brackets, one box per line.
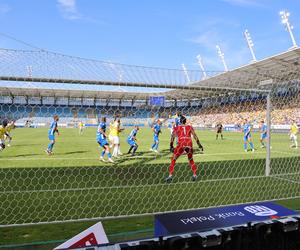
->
[0, 127, 300, 227]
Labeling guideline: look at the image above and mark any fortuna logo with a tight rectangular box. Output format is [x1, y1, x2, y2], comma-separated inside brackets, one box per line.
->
[244, 205, 278, 216]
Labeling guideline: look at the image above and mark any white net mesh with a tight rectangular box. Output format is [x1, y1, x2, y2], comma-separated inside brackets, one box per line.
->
[0, 48, 299, 226]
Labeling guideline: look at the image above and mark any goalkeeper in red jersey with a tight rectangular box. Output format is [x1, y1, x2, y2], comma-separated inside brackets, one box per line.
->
[166, 116, 204, 183]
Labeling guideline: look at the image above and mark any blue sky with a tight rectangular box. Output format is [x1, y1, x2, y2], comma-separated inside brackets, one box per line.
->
[0, 0, 299, 71]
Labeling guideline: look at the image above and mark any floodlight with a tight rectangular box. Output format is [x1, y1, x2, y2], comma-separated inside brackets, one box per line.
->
[279, 10, 297, 48]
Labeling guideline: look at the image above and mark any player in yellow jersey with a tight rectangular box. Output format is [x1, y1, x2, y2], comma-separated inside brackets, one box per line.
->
[290, 121, 298, 149]
[109, 117, 124, 157]
[4, 120, 15, 147]
[0, 120, 8, 151]
[78, 121, 84, 135]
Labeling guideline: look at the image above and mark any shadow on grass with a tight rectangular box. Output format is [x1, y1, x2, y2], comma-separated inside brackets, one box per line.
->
[63, 150, 90, 155]
[14, 153, 40, 157]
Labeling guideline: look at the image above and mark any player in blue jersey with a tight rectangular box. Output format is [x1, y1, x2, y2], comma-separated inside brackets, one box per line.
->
[45, 115, 60, 155]
[150, 120, 162, 153]
[97, 117, 114, 163]
[174, 111, 181, 127]
[260, 120, 267, 148]
[127, 126, 139, 156]
[242, 119, 255, 152]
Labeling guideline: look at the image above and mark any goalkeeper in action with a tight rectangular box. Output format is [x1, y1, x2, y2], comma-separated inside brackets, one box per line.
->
[166, 116, 204, 183]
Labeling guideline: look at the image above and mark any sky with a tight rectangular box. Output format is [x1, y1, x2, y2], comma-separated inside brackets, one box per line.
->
[0, 0, 299, 71]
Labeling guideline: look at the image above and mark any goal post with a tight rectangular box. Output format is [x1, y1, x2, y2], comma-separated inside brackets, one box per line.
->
[0, 48, 299, 227]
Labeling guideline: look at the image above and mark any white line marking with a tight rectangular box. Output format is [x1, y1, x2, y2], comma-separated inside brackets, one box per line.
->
[0, 151, 267, 161]
[2, 172, 299, 194]
[271, 175, 300, 185]
[273, 150, 299, 156]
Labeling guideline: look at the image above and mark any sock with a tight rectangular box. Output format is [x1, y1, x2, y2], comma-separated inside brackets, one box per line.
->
[113, 146, 118, 156]
[48, 142, 54, 151]
[118, 145, 122, 154]
[244, 143, 247, 150]
[154, 142, 159, 150]
[101, 150, 105, 157]
[151, 143, 156, 149]
[107, 152, 112, 158]
[132, 145, 138, 155]
[250, 142, 254, 149]
[188, 154, 197, 175]
[128, 146, 134, 153]
[169, 158, 176, 176]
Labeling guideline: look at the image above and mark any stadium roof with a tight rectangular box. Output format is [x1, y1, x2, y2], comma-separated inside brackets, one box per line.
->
[191, 46, 300, 89]
[0, 47, 300, 100]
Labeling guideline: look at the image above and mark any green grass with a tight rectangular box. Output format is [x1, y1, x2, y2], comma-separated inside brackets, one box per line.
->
[0, 127, 299, 247]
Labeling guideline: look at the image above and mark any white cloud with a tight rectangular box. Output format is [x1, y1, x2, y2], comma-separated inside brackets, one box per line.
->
[0, 3, 11, 15]
[221, 0, 264, 7]
[187, 28, 253, 71]
[188, 30, 220, 50]
[57, 0, 81, 20]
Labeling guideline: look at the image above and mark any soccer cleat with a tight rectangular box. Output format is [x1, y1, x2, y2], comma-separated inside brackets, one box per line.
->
[108, 158, 114, 163]
[260, 145, 265, 148]
[149, 148, 154, 151]
[7, 144, 11, 147]
[118, 152, 123, 156]
[154, 150, 158, 153]
[45, 149, 52, 156]
[165, 176, 173, 183]
[100, 157, 106, 162]
[251, 149, 255, 152]
[244, 149, 247, 152]
[192, 175, 197, 182]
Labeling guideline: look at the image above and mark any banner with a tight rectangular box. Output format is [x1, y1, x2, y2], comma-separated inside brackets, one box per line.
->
[154, 202, 298, 237]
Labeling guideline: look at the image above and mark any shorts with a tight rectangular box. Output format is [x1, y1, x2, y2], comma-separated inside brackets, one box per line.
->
[153, 135, 159, 142]
[48, 134, 55, 141]
[127, 139, 137, 146]
[4, 133, 11, 139]
[173, 143, 193, 158]
[244, 133, 251, 142]
[109, 135, 120, 144]
[98, 139, 109, 148]
[0, 139, 5, 149]
[261, 133, 267, 140]
[217, 129, 222, 134]
[290, 134, 297, 141]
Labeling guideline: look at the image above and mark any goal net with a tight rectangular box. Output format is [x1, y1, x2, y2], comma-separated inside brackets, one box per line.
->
[0, 48, 299, 226]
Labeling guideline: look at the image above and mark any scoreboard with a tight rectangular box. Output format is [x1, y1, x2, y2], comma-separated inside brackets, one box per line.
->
[149, 96, 165, 106]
